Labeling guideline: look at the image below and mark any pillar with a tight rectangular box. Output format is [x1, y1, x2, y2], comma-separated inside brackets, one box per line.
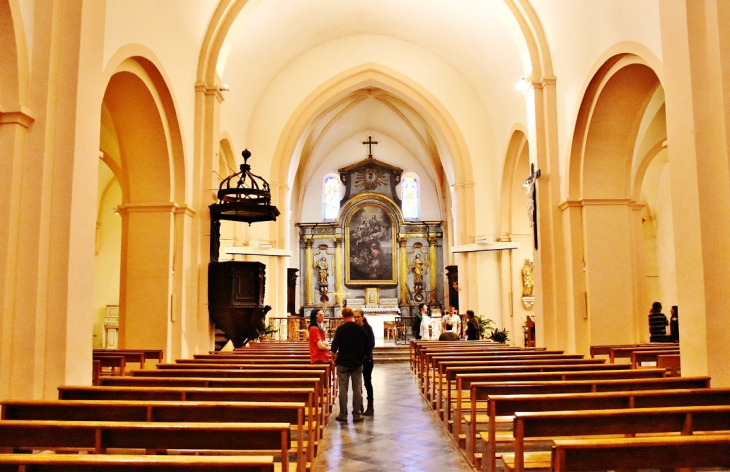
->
[334, 235, 343, 305]
[304, 237, 314, 305]
[118, 203, 176, 352]
[399, 236, 408, 304]
[660, 0, 730, 386]
[428, 234, 438, 302]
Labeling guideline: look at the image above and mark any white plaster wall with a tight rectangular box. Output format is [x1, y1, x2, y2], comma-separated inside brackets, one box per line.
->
[531, 0, 663, 199]
[93, 176, 122, 349]
[641, 156, 677, 310]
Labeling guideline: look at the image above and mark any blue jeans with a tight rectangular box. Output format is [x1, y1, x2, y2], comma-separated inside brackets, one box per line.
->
[337, 364, 363, 416]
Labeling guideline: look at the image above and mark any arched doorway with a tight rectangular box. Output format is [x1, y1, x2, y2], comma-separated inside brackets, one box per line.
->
[500, 129, 535, 345]
[99, 56, 187, 358]
[567, 54, 669, 349]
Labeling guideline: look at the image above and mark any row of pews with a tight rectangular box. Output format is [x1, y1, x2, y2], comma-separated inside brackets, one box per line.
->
[410, 339, 730, 472]
[0, 342, 331, 471]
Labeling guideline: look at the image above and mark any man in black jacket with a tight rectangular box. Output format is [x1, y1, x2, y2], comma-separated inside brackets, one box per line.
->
[331, 307, 368, 422]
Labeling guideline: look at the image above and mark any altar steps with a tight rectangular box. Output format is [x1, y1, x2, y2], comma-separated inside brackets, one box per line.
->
[373, 345, 409, 363]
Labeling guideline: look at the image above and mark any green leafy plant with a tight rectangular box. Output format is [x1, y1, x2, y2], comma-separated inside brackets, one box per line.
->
[250, 323, 278, 342]
[488, 327, 510, 344]
[475, 315, 510, 343]
[476, 315, 495, 338]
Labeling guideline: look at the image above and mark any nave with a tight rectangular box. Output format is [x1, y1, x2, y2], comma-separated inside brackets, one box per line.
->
[314, 363, 472, 472]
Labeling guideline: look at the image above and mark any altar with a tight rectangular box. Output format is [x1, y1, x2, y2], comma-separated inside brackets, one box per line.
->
[347, 298, 400, 346]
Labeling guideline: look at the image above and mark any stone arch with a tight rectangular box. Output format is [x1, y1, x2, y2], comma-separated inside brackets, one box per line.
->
[499, 127, 536, 345]
[100, 54, 187, 355]
[566, 52, 664, 347]
[194, 0, 557, 338]
[269, 63, 473, 247]
[500, 127, 530, 236]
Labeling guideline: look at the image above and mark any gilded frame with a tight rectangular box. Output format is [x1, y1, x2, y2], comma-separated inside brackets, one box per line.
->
[345, 202, 397, 285]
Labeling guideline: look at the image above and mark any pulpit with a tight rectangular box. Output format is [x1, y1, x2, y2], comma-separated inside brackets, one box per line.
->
[208, 261, 270, 347]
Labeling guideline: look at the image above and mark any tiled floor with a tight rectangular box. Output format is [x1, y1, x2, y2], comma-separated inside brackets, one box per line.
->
[313, 363, 473, 472]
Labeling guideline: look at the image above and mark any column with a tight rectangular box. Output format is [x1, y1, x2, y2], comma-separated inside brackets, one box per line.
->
[398, 236, 408, 304]
[334, 235, 343, 305]
[118, 203, 176, 352]
[660, 0, 730, 386]
[304, 237, 314, 305]
[428, 234, 438, 302]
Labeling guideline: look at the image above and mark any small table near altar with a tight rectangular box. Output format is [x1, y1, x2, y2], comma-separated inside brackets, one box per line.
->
[346, 299, 400, 346]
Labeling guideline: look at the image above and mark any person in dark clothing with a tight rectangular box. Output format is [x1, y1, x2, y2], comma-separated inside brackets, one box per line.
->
[669, 305, 679, 343]
[648, 301, 669, 342]
[413, 303, 427, 339]
[465, 310, 480, 340]
[354, 309, 375, 416]
[331, 307, 368, 422]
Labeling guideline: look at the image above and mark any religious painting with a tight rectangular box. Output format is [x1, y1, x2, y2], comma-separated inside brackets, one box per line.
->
[345, 203, 397, 285]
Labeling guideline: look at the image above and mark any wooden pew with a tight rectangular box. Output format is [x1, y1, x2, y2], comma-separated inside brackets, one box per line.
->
[431, 358, 605, 406]
[505, 405, 730, 472]
[92, 359, 101, 386]
[465, 376, 712, 466]
[479, 385, 730, 472]
[609, 344, 679, 363]
[93, 351, 146, 372]
[0, 420, 295, 472]
[94, 348, 164, 365]
[0, 454, 275, 471]
[414, 344, 545, 378]
[161, 362, 335, 404]
[2, 400, 310, 471]
[551, 434, 730, 472]
[658, 353, 681, 376]
[132, 367, 330, 414]
[588, 342, 677, 358]
[409, 340, 510, 372]
[440, 363, 632, 427]
[96, 377, 326, 429]
[422, 352, 576, 397]
[93, 355, 126, 376]
[630, 349, 680, 369]
[452, 369, 668, 440]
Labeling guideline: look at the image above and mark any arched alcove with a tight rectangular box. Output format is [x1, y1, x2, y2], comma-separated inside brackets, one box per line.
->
[567, 53, 667, 347]
[499, 129, 534, 344]
[100, 56, 186, 357]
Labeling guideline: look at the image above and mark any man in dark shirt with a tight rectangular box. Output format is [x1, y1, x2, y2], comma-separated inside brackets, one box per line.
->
[331, 307, 368, 422]
[354, 309, 376, 416]
[648, 301, 669, 342]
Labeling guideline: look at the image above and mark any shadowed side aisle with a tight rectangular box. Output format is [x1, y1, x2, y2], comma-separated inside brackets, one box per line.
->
[313, 363, 472, 472]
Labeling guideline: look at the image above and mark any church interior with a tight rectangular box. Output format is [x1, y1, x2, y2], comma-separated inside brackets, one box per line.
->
[2, 0, 730, 468]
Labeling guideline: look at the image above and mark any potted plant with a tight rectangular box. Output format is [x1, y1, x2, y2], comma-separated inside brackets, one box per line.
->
[476, 315, 510, 344]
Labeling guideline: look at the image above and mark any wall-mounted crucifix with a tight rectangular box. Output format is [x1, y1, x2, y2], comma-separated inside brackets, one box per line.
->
[523, 163, 541, 249]
[362, 135, 378, 158]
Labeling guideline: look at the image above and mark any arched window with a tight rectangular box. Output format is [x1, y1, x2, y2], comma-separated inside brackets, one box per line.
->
[323, 174, 341, 220]
[401, 173, 420, 219]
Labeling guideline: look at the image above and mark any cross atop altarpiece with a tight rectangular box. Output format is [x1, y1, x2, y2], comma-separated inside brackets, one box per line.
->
[362, 136, 378, 158]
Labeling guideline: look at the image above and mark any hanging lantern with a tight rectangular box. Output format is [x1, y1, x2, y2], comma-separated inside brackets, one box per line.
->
[209, 149, 280, 261]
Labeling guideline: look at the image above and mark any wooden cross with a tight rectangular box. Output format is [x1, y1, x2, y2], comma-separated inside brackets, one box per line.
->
[523, 163, 541, 249]
[362, 136, 378, 158]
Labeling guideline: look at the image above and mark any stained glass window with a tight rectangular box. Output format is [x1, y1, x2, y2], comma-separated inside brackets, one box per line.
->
[402, 173, 419, 219]
[323, 175, 340, 220]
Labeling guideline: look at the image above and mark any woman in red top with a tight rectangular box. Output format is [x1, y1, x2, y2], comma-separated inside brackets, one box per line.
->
[308, 309, 331, 363]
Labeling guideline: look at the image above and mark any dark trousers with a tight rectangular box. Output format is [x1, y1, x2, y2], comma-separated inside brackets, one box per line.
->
[363, 357, 374, 403]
